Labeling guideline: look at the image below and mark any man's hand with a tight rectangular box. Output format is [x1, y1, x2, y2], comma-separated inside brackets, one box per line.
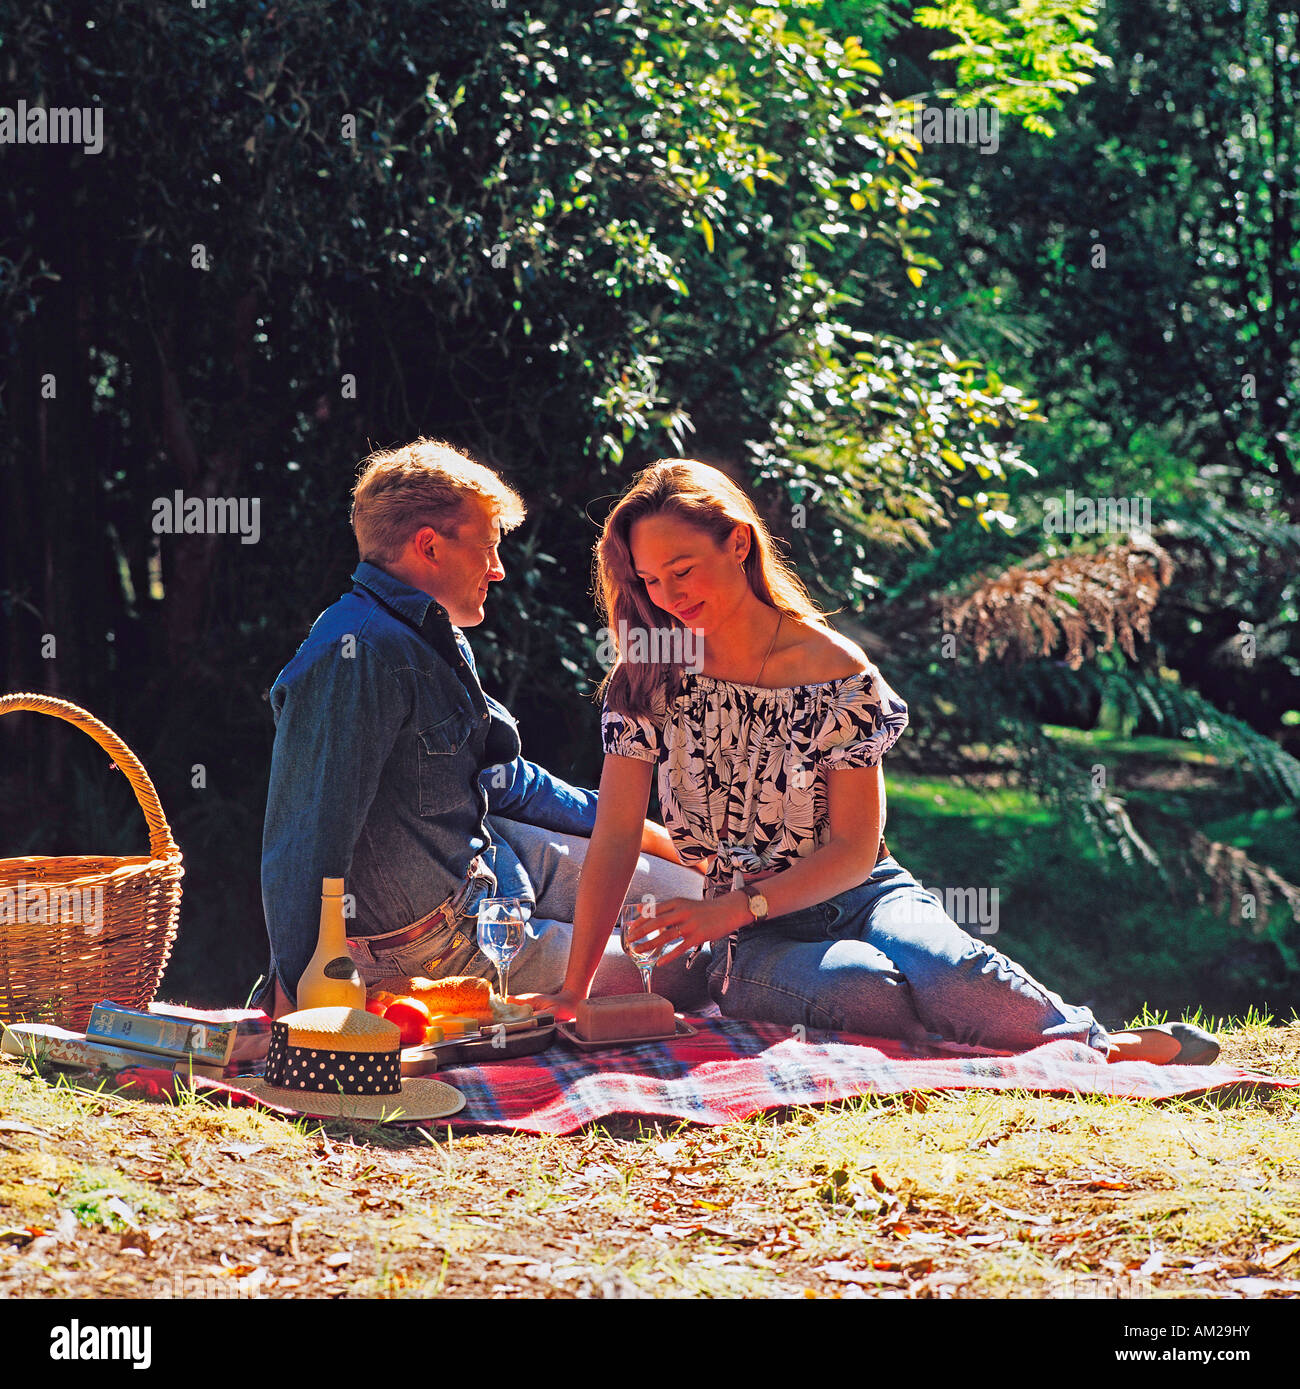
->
[515, 987, 583, 1023]
[638, 818, 682, 864]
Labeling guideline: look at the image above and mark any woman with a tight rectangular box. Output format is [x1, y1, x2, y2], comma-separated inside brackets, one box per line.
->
[533, 461, 1218, 1065]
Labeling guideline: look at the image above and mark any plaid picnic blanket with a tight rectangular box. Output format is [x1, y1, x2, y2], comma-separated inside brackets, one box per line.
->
[109, 1017, 1294, 1134]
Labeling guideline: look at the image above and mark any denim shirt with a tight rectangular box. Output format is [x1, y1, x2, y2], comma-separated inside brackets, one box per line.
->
[260, 561, 598, 991]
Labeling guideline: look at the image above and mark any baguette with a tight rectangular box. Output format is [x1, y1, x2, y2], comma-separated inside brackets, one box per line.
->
[370, 974, 493, 1017]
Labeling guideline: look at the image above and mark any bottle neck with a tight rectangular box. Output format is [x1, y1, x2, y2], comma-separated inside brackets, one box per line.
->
[318, 890, 347, 953]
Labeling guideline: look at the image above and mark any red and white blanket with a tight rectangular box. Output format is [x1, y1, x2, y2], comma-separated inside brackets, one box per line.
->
[109, 1015, 1293, 1136]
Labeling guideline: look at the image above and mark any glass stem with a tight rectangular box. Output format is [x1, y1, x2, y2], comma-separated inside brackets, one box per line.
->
[499, 964, 510, 1000]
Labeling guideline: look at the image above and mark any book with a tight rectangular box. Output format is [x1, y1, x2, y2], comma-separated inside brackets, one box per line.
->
[1, 1022, 226, 1078]
[147, 1001, 271, 1065]
[87, 1002, 237, 1065]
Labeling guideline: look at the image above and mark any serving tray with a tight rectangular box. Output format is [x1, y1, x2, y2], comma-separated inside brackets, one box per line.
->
[555, 1017, 695, 1051]
[400, 1013, 556, 1074]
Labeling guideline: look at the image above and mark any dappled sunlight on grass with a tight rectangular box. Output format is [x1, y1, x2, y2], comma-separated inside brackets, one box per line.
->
[2, 1013, 1298, 1299]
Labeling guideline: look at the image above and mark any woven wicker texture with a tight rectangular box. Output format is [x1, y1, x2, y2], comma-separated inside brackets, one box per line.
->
[0, 693, 183, 1030]
[278, 1006, 401, 1051]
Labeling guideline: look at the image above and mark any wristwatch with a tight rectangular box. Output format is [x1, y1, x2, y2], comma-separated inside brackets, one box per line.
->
[741, 887, 769, 922]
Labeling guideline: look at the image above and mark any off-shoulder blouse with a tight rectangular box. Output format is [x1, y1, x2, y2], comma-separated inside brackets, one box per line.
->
[601, 665, 908, 900]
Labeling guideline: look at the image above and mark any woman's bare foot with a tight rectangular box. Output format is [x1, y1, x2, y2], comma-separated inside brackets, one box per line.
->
[1106, 1030, 1184, 1064]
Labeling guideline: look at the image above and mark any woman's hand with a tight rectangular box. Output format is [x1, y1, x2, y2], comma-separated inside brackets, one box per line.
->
[629, 893, 750, 967]
[514, 987, 584, 1023]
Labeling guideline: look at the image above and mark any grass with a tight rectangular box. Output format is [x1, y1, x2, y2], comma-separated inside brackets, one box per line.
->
[1, 1010, 1298, 1299]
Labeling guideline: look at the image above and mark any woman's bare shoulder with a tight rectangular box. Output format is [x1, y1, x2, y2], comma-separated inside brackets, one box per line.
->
[774, 619, 871, 685]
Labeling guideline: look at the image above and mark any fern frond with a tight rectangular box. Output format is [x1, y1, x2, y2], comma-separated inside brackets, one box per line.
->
[941, 536, 1175, 669]
[1187, 832, 1300, 930]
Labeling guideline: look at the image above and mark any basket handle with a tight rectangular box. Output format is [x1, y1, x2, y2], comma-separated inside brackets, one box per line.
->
[0, 692, 181, 862]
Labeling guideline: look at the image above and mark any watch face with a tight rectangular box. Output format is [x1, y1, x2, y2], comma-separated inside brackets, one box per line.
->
[749, 892, 769, 918]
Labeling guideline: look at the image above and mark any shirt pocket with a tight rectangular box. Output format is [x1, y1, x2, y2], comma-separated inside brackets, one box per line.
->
[417, 706, 478, 816]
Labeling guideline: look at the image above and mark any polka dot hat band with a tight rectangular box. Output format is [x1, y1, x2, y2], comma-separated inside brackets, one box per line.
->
[265, 1021, 403, 1094]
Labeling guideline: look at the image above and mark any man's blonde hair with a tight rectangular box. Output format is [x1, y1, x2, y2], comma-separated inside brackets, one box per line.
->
[350, 437, 526, 565]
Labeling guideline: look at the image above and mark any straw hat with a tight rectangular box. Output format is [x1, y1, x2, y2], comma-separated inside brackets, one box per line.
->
[238, 1006, 464, 1122]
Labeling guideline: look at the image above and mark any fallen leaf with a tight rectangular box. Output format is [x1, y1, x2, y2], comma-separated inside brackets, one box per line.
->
[322, 1251, 352, 1269]
[1226, 1276, 1300, 1295]
[971, 1127, 1016, 1150]
[817, 1261, 906, 1286]
[102, 1196, 139, 1229]
[978, 1199, 1052, 1226]
[911, 1269, 972, 1299]
[219, 1142, 267, 1162]
[118, 1228, 155, 1256]
[0, 1120, 52, 1138]
[1261, 1242, 1300, 1271]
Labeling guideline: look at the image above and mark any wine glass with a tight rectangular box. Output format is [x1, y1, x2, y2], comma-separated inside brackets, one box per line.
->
[476, 897, 529, 1000]
[619, 902, 664, 994]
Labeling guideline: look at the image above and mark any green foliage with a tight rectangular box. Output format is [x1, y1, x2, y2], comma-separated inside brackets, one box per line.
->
[0, 0, 1052, 718]
[912, 0, 1114, 133]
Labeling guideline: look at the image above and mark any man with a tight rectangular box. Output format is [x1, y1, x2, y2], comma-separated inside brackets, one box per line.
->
[257, 438, 704, 1018]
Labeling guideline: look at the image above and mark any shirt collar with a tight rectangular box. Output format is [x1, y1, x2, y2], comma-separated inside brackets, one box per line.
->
[351, 560, 456, 637]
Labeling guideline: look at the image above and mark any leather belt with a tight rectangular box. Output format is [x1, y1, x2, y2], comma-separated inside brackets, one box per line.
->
[357, 855, 490, 952]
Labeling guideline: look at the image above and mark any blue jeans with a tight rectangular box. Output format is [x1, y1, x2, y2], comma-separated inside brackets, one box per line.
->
[344, 816, 712, 1007]
[708, 857, 1110, 1054]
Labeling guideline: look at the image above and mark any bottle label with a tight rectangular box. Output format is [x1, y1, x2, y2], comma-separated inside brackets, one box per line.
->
[323, 956, 360, 981]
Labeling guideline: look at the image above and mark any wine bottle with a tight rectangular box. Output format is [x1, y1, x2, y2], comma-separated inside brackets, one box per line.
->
[297, 877, 366, 1010]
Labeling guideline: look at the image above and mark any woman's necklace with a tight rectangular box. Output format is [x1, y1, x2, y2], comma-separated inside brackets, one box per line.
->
[753, 610, 782, 689]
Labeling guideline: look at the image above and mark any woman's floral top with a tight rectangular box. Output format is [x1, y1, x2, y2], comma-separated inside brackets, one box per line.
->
[601, 665, 908, 900]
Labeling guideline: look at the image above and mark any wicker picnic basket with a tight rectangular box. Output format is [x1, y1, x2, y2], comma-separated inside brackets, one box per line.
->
[0, 693, 184, 1031]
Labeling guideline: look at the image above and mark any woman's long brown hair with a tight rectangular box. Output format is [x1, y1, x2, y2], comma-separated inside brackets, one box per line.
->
[596, 460, 830, 718]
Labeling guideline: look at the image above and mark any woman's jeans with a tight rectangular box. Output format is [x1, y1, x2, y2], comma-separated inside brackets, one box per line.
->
[708, 856, 1110, 1055]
